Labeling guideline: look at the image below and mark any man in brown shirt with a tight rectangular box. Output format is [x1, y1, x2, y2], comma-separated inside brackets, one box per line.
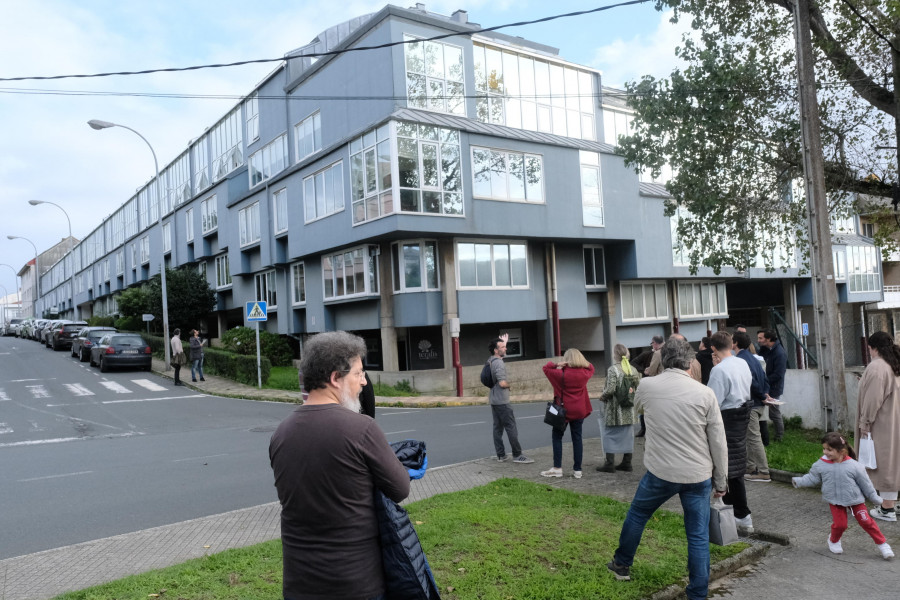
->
[270, 331, 410, 600]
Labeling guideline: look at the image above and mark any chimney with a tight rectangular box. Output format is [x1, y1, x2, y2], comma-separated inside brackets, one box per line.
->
[451, 9, 468, 23]
[414, 3, 426, 10]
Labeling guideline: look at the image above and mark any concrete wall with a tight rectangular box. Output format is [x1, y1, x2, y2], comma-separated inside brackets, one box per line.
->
[778, 368, 861, 430]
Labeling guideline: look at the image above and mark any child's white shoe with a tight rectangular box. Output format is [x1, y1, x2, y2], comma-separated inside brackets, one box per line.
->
[878, 542, 894, 560]
[827, 536, 843, 554]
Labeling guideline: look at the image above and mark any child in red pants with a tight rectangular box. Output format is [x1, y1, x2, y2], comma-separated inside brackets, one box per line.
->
[793, 432, 893, 560]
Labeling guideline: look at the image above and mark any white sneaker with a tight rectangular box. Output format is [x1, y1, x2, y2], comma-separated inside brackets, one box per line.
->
[828, 536, 843, 554]
[871, 506, 898, 522]
[878, 543, 894, 560]
[735, 515, 754, 534]
[540, 467, 563, 478]
[573, 470, 583, 479]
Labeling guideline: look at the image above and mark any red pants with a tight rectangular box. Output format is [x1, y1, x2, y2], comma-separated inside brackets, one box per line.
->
[829, 503, 886, 545]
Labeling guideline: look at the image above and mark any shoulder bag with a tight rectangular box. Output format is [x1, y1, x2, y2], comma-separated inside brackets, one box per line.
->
[543, 370, 567, 431]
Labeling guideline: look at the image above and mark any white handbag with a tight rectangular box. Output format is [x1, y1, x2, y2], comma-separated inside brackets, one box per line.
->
[858, 433, 877, 470]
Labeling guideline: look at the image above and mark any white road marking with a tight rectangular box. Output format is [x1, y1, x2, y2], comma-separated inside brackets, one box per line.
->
[10, 378, 54, 383]
[519, 415, 544, 419]
[102, 394, 206, 404]
[99, 381, 132, 394]
[173, 453, 229, 463]
[26, 385, 50, 398]
[63, 383, 95, 397]
[451, 421, 486, 426]
[131, 379, 167, 392]
[0, 389, 9, 401]
[383, 429, 417, 436]
[0, 423, 12, 434]
[0, 431, 144, 448]
[379, 411, 417, 416]
[18, 470, 94, 483]
[28, 420, 45, 432]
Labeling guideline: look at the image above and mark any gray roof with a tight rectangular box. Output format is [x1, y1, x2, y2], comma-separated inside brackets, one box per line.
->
[831, 232, 876, 247]
[390, 107, 616, 154]
[601, 86, 630, 110]
[639, 182, 671, 198]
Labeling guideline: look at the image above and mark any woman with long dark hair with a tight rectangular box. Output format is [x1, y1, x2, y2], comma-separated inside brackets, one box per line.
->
[856, 331, 900, 522]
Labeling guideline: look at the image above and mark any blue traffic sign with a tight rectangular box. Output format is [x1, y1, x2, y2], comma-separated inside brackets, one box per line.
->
[246, 301, 268, 322]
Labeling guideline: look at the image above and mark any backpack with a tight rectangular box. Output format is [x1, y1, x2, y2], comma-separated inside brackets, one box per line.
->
[480, 359, 495, 388]
[614, 367, 639, 408]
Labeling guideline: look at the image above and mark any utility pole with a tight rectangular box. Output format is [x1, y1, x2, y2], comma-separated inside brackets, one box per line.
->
[793, 0, 849, 430]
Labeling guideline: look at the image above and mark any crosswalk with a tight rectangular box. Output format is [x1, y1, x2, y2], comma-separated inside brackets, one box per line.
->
[2, 378, 170, 400]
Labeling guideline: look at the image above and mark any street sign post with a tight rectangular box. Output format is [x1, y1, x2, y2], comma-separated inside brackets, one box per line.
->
[246, 302, 267, 388]
[142, 313, 155, 335]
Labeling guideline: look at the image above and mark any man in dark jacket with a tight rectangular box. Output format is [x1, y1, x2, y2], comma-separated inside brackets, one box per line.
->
[758, 329, 787, 442]
[735, 332, 771, 482]
[269, 331, 410, 600]
[695, 337, 714, 385]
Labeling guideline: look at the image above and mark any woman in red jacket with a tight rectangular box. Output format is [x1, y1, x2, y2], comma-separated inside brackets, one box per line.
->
[540, 348, 595, 479]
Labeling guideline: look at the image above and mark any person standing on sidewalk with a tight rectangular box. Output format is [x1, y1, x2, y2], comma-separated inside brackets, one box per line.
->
[758, 329, 786, 442]
[269, 331, 410, 599]
[170, 328, 185, 386]
[607, 336, 728, 600]
[635, 335, 665, 437]
[189, 329, 206, 382]
[488, 334, 533, 464]
[540, 348, 594, 479]
[735, 332, 771, 483]
[707, 331, 754, 533]
[596, 343, 639, 474]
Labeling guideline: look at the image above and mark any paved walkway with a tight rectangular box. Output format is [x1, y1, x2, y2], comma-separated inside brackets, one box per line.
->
[2, 365, 898, 599]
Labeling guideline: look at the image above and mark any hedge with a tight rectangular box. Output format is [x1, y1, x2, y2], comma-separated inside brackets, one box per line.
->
[140, 333, 271, 386]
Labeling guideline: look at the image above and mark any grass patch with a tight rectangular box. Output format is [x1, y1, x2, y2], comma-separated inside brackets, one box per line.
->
[764, 418, 850, 473]
[262, 366, 300, 391]
[373, 379, 419, 397]
[54, 478, 746, 600]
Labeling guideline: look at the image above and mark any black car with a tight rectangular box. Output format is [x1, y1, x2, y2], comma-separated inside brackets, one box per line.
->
[42, 320, 71, 347]
[90, 333, 153, 372]
[50, 321, 88, 350]
[71, 326, 118, 361]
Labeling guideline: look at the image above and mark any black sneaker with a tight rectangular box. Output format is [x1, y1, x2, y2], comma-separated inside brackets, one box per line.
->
[606, 559, 631, 581]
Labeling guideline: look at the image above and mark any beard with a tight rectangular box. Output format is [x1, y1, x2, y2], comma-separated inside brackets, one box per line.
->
[340, 387, 362, 414]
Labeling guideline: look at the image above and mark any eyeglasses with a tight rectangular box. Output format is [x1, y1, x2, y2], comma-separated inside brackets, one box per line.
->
[340, 369, 367, 380]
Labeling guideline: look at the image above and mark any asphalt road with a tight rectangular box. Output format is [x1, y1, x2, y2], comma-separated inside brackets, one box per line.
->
[0, 335, 598, 559]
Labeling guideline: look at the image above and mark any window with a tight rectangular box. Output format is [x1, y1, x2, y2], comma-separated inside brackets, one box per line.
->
[103, 259, 111, 282]
[245, 92, 259, 142]
[201, 195, 218, 233]
[192, 136, 210, 194]
[583, 246, 606, 288]
[162, 222, 172, 253]
[322, 245, 379, 300]
[671, 205, 691, 266]
[140, 236, 150, 264]
[833, 249, 846, 280]
[677, 282, 728, 318]
[291, 262, 306, 305]
[580, 151, 603, 227]
[456, 241, 528, 289]
[198, 261, 207, 280]
[215, 255, 232, 289]
[304, 161, 344, 222]
[621, 282, 669, 321]
[395, 122, 463, 216]
[847, 245, 880, 293]
[404, 36, 465, 115]
[124, 198, 137, 239]
[116, 251, 124, 276]
[185, 208, 194, 242]
[350, 124, 393, 223]
[210, 107, 243, 182]
[861, 222, 874, 238]
[294, 112, 322, 161]
[248, 133, 288, 187]
[239, 202, 261, 247]
[273, 188, 288, 234]
[391, 240, 439, 292]
[602, 108, 633, 146]
[474, 42, 595, 140]
[831, 214, 856, 234]
[255, 270, 277, 309]
[505, 328, 523, 358]
[163, 151, 191, 211]
[131, 244, 137, 270]
[472, 146, 542, 203]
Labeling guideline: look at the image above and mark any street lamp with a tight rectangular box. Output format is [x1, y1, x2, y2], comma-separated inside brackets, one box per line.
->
[7, 235, 40, 318]
[28, 200, 78, 320]
[0, 284, 8, 327]
[0, 263, 21, 316]
[88, 119, 171, 370]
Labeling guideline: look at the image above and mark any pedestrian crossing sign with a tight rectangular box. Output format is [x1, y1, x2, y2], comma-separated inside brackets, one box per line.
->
[246, 301, 267, 322]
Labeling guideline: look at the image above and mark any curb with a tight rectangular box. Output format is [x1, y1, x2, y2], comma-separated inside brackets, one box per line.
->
[649, 540, 771, 600]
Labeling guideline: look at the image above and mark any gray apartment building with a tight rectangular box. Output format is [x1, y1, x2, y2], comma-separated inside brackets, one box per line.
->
[34, 3, 884, 373]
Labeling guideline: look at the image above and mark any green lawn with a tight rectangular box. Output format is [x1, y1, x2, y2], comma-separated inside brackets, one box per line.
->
[765, 418, 838, 473]
[54, 479, 747, 600]
[264, 366, 420, 396]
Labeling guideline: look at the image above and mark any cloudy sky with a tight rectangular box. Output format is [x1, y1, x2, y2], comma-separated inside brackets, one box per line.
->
[0, 0, 692, 300]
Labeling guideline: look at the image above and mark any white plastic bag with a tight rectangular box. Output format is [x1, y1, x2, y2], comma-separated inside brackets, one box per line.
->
[858, 433, 877, 470]
[709, 499, 739, 545]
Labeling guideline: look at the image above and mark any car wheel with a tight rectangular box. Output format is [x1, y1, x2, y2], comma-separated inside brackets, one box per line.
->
[52, 341, 58, 351]
[100, 357, 109, 373]
[80, 350, 88, 362]
[89, 354, 96, 367]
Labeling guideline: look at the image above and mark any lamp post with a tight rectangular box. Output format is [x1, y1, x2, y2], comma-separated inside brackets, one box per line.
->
[0, 284, 8, 327]
[7, 235, 40, 318]
[28, 200, 78, 320]
[0, 263, 21, 317]
[88, 119, 171, 370]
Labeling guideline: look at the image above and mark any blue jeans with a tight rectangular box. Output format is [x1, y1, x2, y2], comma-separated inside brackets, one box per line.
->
[551, 418, 584, 470]
[191, 357, 204, 380]
[614, 471, 712, 600]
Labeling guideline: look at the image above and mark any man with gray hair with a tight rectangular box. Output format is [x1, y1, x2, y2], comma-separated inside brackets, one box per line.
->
[608, 335, 728, 600]
[269, 331, 410, 600]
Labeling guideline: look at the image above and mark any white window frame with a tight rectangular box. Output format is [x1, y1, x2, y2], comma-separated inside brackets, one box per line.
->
[215, 254, 232, 289]
[198, 260, 207, 281]
[304, 161, 345, 223]
[245, 92, 259, 142]
[140, 236, 150, 265]
[395, 122, 464, 218]
[131, 244, 137, 270]
[248, 133, 288, 187]
[210, 106, 243, 183]
[583, 245, 606, 289]
[116, 250, 124, 276]
[847, 245, 881, 293]
[471, 146, 543, 203]
[322, 245, 380, 300]
[185, 208, 194, 243]
[255, 270, 277, 309]
[621, 281, 669, 322]
[391, 240, 440, 293]
[294, 112, 322, 162]
[455, 240, 530, 290]
[162, 221, 172, 254]
[580, 151, 604, 227]
[239, 201, 261, 247]
[676, 281, 728, 319]
[273, 188, 288, 234]
[201, 195, 218, 234]
[291, 262, 306, 305]
[404, 35, 466, 116]
[351, 124, 394, 223]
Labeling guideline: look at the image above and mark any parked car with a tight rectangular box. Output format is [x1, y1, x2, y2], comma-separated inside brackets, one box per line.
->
[2, 318, 23, 336]
[90, 333, 153, 372]
[71, 326, 118, 362]
[17, 318, 34, 338]
[42, 320, 71, 347]
[31, 319, 51, 341]
[49, 321, 88, 350]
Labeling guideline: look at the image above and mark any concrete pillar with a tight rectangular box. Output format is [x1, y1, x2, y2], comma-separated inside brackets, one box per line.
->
[378, 242, 399, 371]
[439, 239, 459, 369]
[600, 287, 617, 370]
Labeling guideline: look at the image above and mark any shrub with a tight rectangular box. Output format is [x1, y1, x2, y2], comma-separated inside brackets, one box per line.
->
[204, 347, 271, 385]
[221, 326, 294, 367]
[88, 316, 117, 327]
[394, 379, 415, 393]
[115, 315, 143, 332]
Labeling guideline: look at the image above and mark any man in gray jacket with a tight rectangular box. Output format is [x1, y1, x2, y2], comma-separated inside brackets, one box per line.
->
[488, 335, 533, 464]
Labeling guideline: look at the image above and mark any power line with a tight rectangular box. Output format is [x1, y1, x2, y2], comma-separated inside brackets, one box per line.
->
[0, 1, 651, 82]
[838, 0, 900, 54]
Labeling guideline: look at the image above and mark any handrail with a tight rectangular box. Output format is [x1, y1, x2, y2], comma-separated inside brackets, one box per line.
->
[769, 307, 818, 366]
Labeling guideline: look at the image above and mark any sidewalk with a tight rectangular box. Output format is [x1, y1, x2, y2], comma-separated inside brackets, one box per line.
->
[2, 367, 897, 599]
